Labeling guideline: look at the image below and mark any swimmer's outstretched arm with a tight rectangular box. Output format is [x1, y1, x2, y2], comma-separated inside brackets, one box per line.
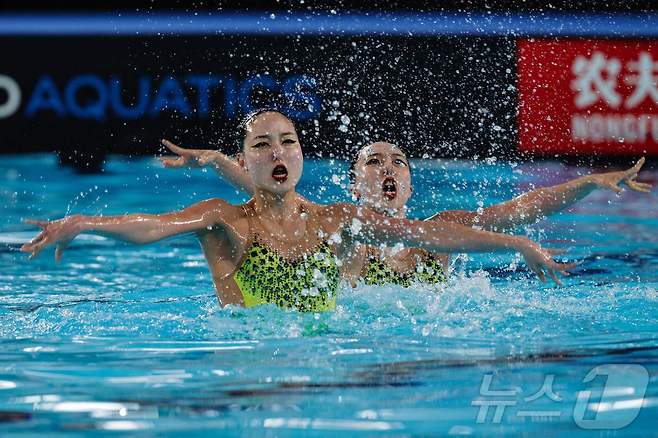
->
[430, 158, 651, 232]
[159, 140, 254, 195]
[333, 204, 574, 284]
[21, 199, 229, 261]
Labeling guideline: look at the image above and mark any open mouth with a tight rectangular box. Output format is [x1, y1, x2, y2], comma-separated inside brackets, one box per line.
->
[272, 164, 289, 183]
[382, 177, 397, 200]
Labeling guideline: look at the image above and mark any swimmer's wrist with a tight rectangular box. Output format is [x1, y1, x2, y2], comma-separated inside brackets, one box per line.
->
[72, 215, 94, 234]
[509, 236, 531, 252]
[577, 174, 600, 190]
[71, 215, 86, 234]
[579, 174, 593, 184]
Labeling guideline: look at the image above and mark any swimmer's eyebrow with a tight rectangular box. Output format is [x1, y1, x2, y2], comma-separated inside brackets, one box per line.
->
[366, 152, 407, 161]
[253, 132, 296, 140]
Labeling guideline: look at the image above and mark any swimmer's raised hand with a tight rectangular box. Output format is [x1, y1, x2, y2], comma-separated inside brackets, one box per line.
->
[158, 139, 222, 168]
[588, 157, 652, 194]
[158, 138, 255, 195]
[21, 216, 82, 262]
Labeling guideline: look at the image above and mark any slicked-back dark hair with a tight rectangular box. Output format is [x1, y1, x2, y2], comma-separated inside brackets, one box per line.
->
[348, 141, 408, 186]
[234, 108, 294, 154]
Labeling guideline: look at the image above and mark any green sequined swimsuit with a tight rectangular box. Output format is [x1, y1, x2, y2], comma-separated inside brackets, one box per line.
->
[363, 251, 446, 287]
[233, 206, 340, 312]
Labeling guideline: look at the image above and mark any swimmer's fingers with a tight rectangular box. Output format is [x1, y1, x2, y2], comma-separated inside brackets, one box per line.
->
[29, 243, 48, 260]
[540, 257, 577, 285]
[519, 243, 553, 283]
[525, 260, 546, 283]
[197, 152, 219, 166]
[21, 230, 49, 252]
[542, 258, 573, 285]
[20, 241, 35, 254]
[551, 261, 578, 281]
[21, 225, 50, 257]
[547, 269, 562, 286]
[24, 219, 49, 229]
[594, 158, 645, 193]
[54, 242, 70, 263]
[625, 179, 652, 193]
[544, 248, 576, 282]
[625, 157, 645, 177]
[159, 156, 188, 168]
[564, 261, 578, 270]
[536, 269, 546, 283]
[604, 180, 625, 195]
[160, 140, 209, 168]
[162, 140, 201, 159]
[160, 141, 192, 166]
[620, 157, 651, 192]
[23, 235, 51, 260]
[161, 139, 190, 156]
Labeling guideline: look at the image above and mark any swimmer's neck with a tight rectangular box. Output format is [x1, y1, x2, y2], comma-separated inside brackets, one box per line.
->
[367, 204, 407, 219]
[252, 189, 301, 221]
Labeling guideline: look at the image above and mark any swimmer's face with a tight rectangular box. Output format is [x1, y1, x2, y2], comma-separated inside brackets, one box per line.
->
[352, 142, 412, 213]
[240, 112, 303, 195]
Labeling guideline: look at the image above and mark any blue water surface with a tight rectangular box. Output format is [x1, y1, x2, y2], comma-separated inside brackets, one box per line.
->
[0, 154, 657, 436]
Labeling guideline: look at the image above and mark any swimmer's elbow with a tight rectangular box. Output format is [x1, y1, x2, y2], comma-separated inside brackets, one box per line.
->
[137, 229, 164, 244]
[123, 215, 176, 244]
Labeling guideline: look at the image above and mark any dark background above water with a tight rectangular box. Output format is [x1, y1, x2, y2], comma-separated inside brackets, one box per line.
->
[1, 1, 657, 171]
[0, 34, 517, 160]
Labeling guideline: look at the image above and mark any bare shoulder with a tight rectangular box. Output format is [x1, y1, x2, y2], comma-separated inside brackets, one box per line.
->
[190, 198, 233, 211]
[182, 198, 243, 224]
[193, 199, 250, 243]
[317, 202, 357, 220]
[305, 202, 355, 235]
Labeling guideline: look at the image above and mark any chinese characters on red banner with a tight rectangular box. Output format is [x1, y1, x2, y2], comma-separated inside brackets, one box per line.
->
[518, 39, 658, 156]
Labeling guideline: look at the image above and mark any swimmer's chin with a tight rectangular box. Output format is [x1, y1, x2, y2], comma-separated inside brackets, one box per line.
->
[259, 177, 299, 192]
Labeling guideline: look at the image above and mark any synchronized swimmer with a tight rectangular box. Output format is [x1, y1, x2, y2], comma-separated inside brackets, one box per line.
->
[158, 111, 650, 287]
[23, 109, 634, 311]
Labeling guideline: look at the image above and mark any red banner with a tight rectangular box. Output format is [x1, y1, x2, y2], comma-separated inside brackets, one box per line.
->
[517, 39, 658, 156]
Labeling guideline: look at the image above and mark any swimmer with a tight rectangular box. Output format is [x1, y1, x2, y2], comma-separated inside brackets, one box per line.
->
[158, 136, 649, 286]
[22, 110, 572, 312]
[347, 143, 650, 285]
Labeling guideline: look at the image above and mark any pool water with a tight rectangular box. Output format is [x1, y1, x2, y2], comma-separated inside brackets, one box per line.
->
[1, 154, 657, 436]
